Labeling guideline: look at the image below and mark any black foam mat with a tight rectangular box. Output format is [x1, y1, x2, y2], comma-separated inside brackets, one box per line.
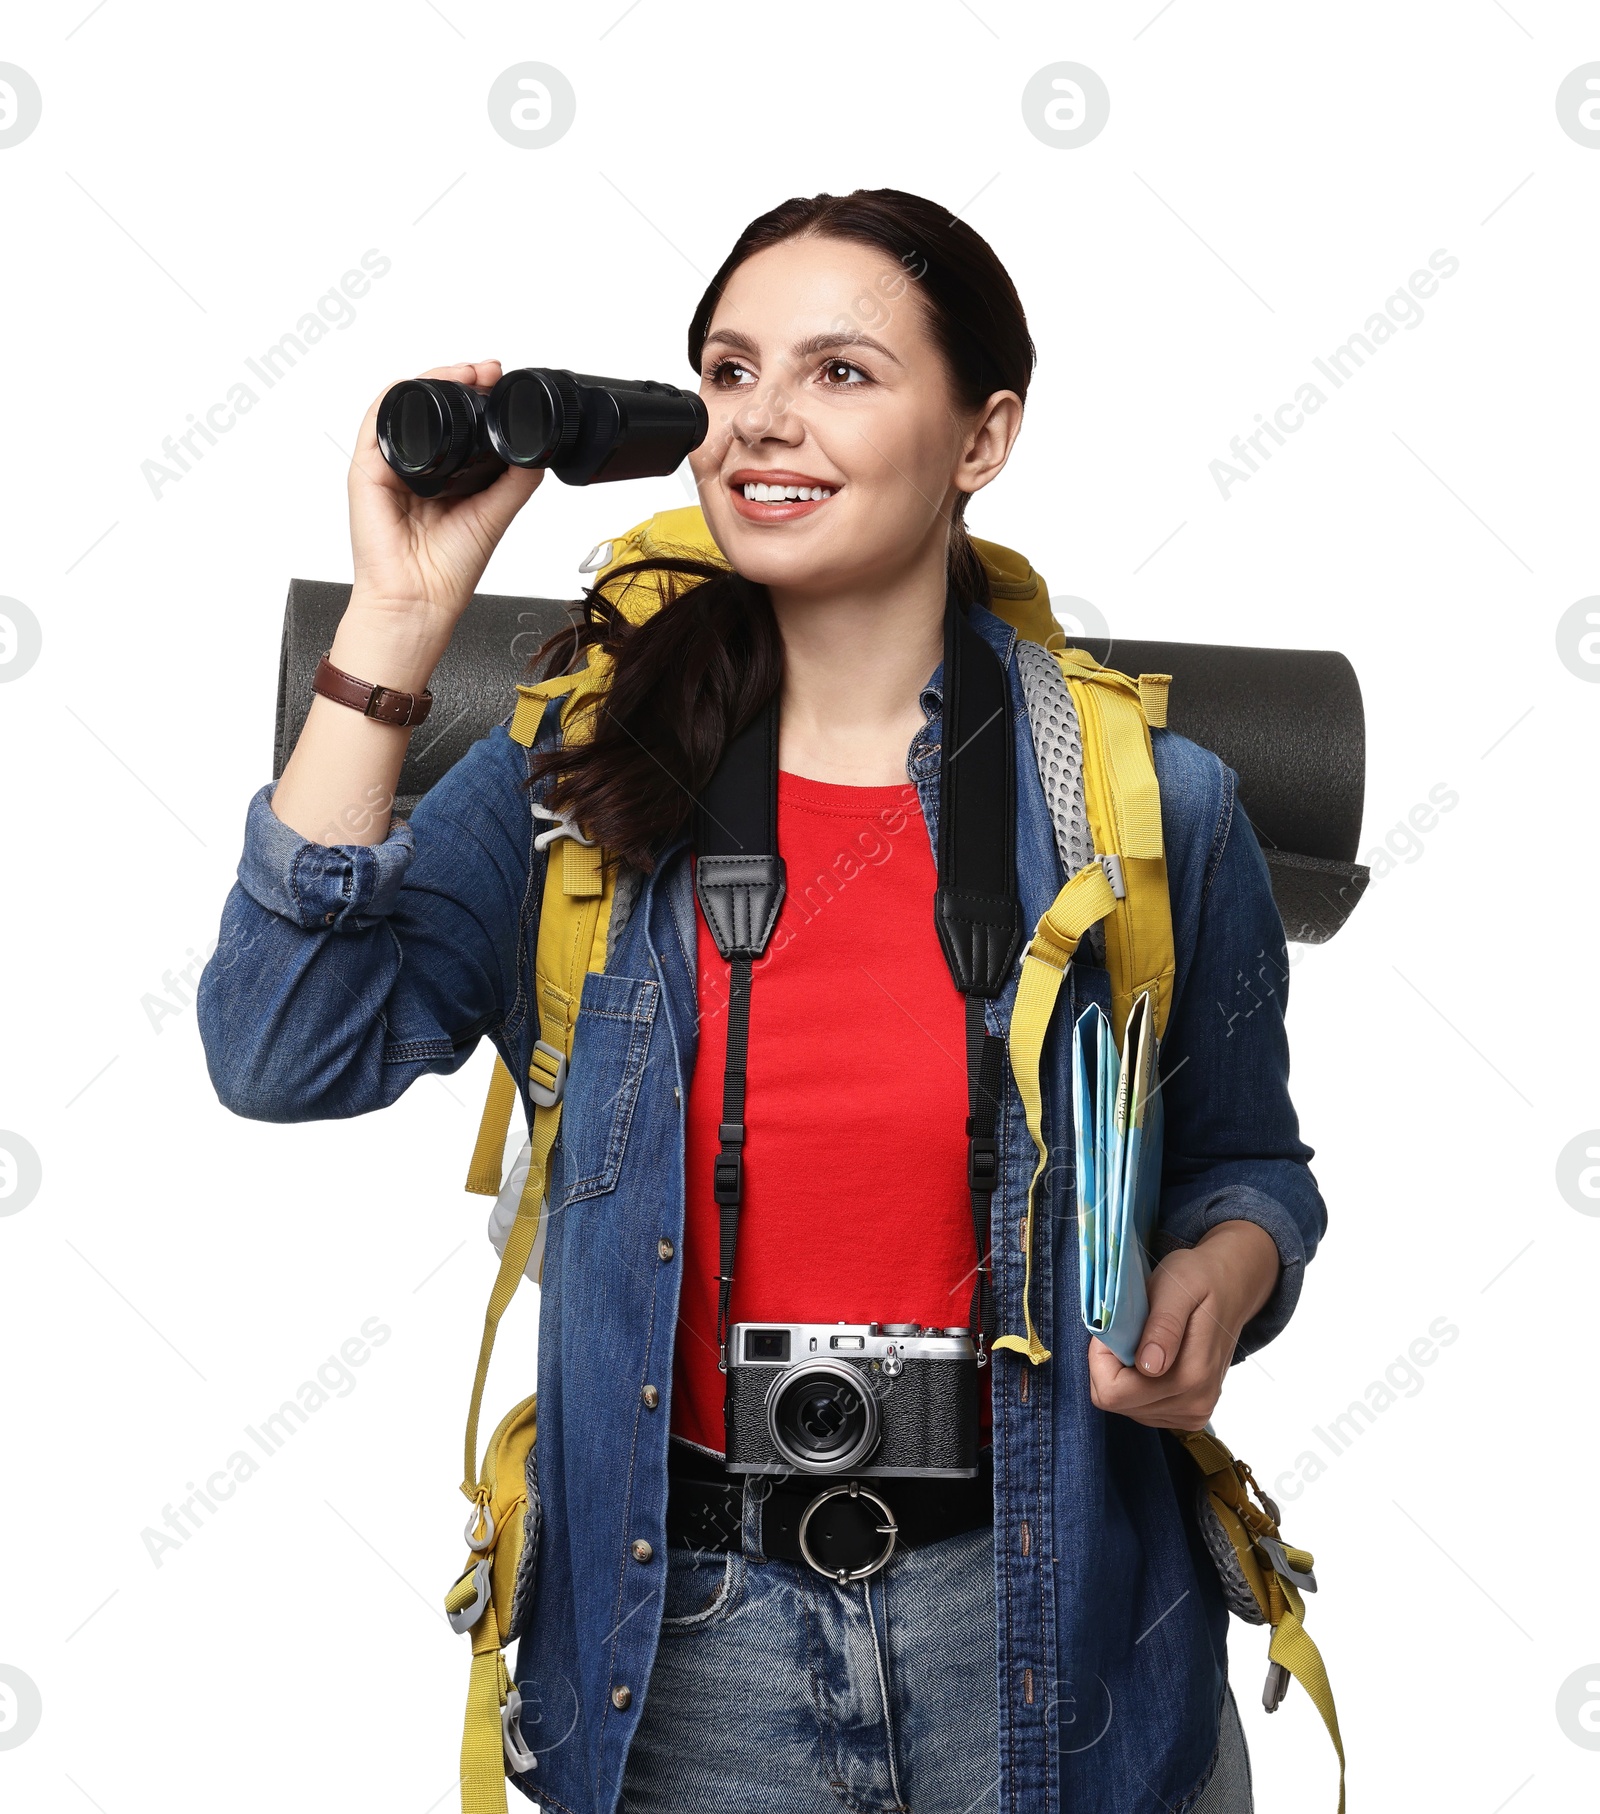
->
[275, 583, 1369, 942]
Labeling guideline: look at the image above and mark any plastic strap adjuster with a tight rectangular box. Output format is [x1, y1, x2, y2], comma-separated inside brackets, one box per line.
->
[968, 1134, 999, 1193]
[1259, 1534, 1317, 1593]
[503, 1685, 539, 1773]
[1097, 853, 1127, 899]
[447, 1557, 492, 1635]
[528, 1039, 568, 1110]
[532, 801, 596, 854]
[713, 1149, 743, 1207]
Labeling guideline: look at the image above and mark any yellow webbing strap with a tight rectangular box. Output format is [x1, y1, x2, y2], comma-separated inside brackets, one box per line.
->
[1137, 672, 1171, 729]
[459, 1647, 511, 1814]
[466, 1060, 519, 1198]
[1270, 1580, 1345, 1811]
[1177, 1431, 1345, 1812]
[563, 837, 604, 897]
[447, 1561, 513, 1814]
[992, 862, 1116, 1364]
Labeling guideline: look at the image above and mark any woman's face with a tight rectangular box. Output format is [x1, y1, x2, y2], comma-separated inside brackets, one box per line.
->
[688, 235, 1019, 597]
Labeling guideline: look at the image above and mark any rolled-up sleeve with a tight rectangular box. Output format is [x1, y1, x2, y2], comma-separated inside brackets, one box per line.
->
[235, 782, 418, 932]
[197, 713, 548, 1124]
[1152, 755, 1327, 1356]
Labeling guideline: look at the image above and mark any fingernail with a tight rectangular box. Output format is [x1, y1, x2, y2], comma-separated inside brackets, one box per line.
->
[1139, 1343, 1165, 1373]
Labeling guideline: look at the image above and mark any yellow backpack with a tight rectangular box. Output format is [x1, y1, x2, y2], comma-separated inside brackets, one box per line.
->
[447, 505, 1344, 1814]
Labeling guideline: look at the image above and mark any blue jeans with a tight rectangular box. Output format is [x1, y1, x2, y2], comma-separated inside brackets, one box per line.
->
[616, 1515, 1254, 1813]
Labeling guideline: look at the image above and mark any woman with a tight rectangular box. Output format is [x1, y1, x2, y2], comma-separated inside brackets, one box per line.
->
[199, 189, 1323, 1814]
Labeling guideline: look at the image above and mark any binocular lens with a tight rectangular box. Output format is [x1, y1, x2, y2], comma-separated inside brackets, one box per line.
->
[375, 380, 500, 500]
[375, 366, 708, 496]
[488, 368, 581, 470]
[393, 386, 444, 471]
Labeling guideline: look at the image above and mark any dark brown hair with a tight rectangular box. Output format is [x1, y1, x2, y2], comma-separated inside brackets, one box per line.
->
[525, 187, 1035, 871]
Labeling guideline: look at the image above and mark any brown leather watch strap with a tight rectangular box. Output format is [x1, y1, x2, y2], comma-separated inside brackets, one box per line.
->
[312, 654, 434, 728]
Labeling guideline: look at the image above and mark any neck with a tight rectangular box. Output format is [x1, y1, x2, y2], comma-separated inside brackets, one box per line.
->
[769, 538, 950, 787]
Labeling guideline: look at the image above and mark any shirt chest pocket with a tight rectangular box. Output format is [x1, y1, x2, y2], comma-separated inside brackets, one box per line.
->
[551, 970, 660, 1204]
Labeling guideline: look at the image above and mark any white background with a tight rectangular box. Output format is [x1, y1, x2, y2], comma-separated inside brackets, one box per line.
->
[2, 3, 1597, 1810]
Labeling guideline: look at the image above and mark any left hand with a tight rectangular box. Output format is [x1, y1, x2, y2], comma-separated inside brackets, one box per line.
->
[1086, 1220, 1281, 1430]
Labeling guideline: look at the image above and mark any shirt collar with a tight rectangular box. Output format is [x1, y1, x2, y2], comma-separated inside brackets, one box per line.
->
[917, 597, 1019, 719]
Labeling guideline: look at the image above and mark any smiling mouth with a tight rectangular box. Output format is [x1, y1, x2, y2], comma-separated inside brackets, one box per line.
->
[726, 472, 840, 520]
[735, 480, 835, 501]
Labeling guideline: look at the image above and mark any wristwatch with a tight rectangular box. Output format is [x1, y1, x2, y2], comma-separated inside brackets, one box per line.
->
[312, 654, 434, 727]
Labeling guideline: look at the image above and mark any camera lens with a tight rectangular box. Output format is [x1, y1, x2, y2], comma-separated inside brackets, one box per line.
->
[767, 1361, 880, 1474]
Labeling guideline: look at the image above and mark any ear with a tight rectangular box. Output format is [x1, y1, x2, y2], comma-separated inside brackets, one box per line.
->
[955, 390, 1024, 500]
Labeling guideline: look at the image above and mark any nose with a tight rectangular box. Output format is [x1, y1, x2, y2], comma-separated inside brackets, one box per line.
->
[727, 372, 806, 450]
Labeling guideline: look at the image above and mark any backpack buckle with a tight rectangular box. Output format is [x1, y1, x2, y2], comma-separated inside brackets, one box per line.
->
[1258, 1534, 1317, 1594]
[528, 1040, 568, 1109]
[503, 1684, 539, 1773]
[532, 801, 596, 853]
[464, 1500, 497, 1554]
[446, 1556, 492, 1634]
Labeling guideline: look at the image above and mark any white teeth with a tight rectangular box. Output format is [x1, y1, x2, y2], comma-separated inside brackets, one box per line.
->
[741, 482, 833, 502]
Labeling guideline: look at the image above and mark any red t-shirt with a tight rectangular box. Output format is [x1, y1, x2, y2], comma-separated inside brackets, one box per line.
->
[672, 768, 994, 1454]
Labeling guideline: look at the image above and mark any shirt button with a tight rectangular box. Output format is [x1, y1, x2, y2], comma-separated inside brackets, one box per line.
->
[641, 1384, 660, 1409]
[657, 1238, 674, 1261]
[611, 1685, 633, 1710]
[324, 912, 336, 925]
[631, 1538, 653, 1563]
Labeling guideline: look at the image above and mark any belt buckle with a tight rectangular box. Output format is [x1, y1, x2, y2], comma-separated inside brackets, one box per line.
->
[796, 1479, 899, 1584]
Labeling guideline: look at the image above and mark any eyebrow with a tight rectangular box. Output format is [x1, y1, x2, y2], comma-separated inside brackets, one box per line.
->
[700, 327, 905, 369]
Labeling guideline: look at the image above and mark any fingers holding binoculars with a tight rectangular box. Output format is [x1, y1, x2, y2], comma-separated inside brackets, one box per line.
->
[346, 362, 543, 619]
[416, 358, 503, 388]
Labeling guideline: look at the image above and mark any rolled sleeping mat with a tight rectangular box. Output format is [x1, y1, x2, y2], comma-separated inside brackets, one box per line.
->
[275, 582, 1369, 943]
[1063, 636, 1368, 944]
[275, 579, 577, 817]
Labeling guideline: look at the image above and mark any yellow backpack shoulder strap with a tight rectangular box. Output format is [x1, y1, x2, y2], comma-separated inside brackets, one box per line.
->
[464, 662, 610, 1198]
[993, 648, 1175, 1363]
[1056, 646, 1175, 1041]
[451, 654, 619, 1813]
[1177, 1428, 1346, 1813]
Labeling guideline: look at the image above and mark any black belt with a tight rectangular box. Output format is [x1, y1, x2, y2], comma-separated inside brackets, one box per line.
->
[665, 1440, 994, 1583]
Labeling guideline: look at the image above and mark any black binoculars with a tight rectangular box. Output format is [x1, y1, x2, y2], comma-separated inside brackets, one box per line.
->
[375, 367, 709, 500]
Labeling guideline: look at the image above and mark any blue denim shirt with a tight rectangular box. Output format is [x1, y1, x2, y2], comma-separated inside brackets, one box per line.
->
[197, 603, 1325, 1814]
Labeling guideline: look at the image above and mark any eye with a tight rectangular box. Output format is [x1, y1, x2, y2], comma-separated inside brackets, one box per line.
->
[705, 357, 756, 388]
[820, 358, 870, 387]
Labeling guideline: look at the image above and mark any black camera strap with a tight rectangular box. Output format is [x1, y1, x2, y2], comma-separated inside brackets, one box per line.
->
[693, 697, 787, 1373]
[693, 592, 1021, 1376]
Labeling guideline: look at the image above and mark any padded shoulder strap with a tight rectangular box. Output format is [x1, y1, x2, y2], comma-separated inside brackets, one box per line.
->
[996, 647, 1176, 1363]
[461, 653, 618, 1494]
[1053, 647, 1175, 1047]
